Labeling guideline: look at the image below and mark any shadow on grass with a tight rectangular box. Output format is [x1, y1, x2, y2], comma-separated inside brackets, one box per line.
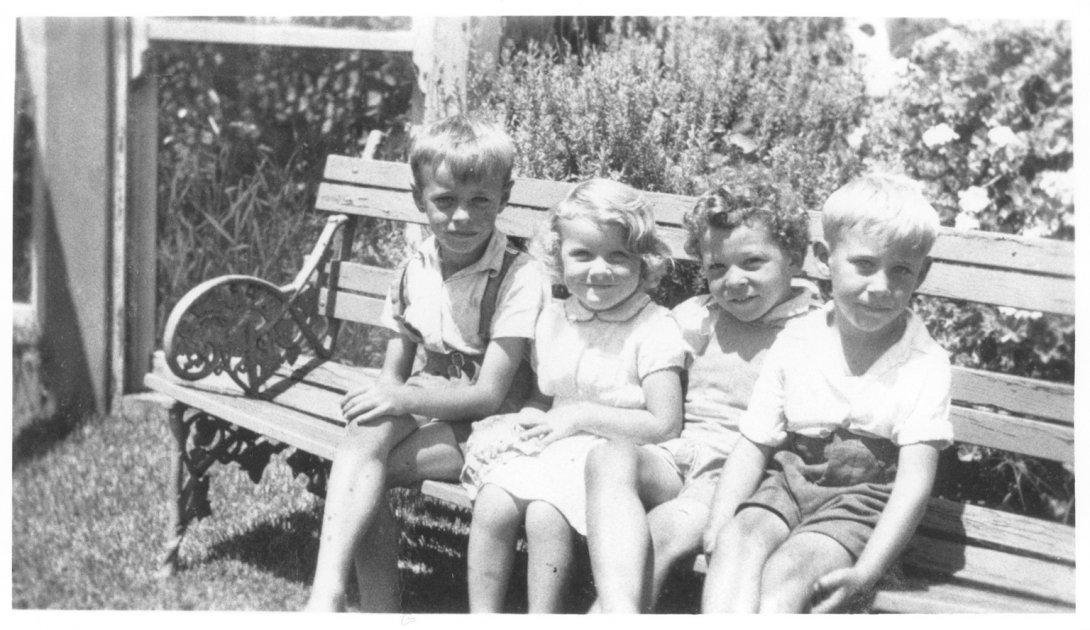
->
[13, 411, 87, 467]
[201, 509, 322, 585]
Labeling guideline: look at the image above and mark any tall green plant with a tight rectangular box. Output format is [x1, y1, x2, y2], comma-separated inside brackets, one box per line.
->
[470, 17, 868, 206]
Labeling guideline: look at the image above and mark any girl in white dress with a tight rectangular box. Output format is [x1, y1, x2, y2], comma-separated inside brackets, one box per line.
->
[461, 178, 687, 612]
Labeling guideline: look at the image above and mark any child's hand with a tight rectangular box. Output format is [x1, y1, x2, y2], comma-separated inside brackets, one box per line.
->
[809, 567, 874, 613]
[341, 382, 410, 424]
[517, 406, 582, 446]
[702, 520, 723, 555]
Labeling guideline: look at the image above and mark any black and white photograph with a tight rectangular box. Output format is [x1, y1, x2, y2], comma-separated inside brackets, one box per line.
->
[9, 4, 1085, 619]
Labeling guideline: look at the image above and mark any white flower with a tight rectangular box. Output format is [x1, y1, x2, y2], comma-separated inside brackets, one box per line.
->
[954, 213, 981, 231]
[1038, 170, 1074, 206]
[922, 123, 958, 148]
[1021, 221, 1048, 239]
[987, 125, 1022, 148]
[846, 126, 867, 150]
[957, 186, 990, 215]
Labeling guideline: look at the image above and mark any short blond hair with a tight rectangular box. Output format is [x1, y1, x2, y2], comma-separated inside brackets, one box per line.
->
[409, 114, 516, 189]
[534, 179, 671, 290]
[822, 172, 940, 255]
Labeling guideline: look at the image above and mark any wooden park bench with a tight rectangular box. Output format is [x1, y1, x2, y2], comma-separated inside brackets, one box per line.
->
[144, 150, 1075, 613]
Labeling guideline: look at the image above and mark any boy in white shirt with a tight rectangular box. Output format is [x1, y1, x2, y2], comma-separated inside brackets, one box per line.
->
[701, 172, 954, 613]
[306, 114, 545, 611]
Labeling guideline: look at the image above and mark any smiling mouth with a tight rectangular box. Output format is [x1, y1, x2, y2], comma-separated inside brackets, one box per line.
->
[858, 303, 895, 313]
[729, 295, 758, 303]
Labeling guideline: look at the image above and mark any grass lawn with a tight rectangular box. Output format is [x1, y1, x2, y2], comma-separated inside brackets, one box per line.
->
[11, 404, 707, 612]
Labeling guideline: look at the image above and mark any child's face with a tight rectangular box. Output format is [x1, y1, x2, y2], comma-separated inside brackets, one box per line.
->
[700, 223, 799, 323]
[827, 228, 929, 337]
[558, 217, 641, 312]
[413, 161, 510, 263]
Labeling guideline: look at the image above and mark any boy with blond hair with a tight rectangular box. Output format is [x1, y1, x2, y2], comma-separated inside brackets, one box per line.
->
[702, 172, 953, 613]
[306, 114, 546, 611]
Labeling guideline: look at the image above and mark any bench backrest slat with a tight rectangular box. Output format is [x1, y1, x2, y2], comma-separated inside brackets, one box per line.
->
[318, 160, 1074, 316]
[316, 156, 1075, 463]
[951, 368, 1072, 424]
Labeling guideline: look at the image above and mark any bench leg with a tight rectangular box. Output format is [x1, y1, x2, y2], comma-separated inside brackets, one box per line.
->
[156, 405, 286, 578]
[157, 402, 192, 577]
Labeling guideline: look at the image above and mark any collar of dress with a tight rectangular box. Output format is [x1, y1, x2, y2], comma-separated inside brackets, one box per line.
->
[563, 291, 652, 323]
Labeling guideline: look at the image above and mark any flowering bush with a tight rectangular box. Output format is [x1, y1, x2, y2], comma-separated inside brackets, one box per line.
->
[863, 22, 1073, 239]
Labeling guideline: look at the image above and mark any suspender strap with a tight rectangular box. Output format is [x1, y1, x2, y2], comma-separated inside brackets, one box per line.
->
[477, 246, 521, 345]
[391, 246, 520, 346]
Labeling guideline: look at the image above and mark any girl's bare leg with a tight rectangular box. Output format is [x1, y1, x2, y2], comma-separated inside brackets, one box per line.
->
[468, 484, 525, 612]
[586, 442, 681, 613]
[525, 500, 575, 613]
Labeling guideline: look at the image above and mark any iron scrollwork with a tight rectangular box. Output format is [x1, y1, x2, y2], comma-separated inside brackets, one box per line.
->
[176, 410, 288, 523]
[162, 276, 332, 398]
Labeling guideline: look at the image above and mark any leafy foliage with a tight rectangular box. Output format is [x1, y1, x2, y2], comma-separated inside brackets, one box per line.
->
[153, 40, 416, 355]
[864, 22, 1073, 239]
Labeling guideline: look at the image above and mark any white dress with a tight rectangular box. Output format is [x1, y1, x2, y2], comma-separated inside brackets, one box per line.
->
[462, 291, 687, 534]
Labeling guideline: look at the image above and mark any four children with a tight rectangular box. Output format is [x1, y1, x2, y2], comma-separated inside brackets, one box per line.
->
[308, 113, 953, 614]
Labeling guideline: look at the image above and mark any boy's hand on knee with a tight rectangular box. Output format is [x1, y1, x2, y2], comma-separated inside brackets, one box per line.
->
[341, 383, 410, 424]
[810, 567, 873, 613]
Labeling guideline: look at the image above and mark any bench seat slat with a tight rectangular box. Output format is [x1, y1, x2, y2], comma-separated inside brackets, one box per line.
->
[900, 535, 1074, 604]
[871, 579, 1073, 614]
[276, 355, 382, 392]
[144, 371, 346, 460]
[918, 497, 1073, 563]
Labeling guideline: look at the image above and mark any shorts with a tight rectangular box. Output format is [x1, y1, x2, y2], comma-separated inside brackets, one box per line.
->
[403, 369, 477, 449]
[648, 438, 729, 507]
[738, 429, 898, 559]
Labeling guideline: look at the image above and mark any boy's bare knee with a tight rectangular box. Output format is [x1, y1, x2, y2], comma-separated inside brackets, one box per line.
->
[649, 503, 704, 562]
[715, 508, 786, 561]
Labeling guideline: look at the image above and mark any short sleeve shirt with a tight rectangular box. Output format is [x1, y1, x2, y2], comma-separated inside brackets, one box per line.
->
[379, 230, 547, 355]
[740, 302, 953, 449]
[533, 292, 688, 409]
[671, 285, 818, 454]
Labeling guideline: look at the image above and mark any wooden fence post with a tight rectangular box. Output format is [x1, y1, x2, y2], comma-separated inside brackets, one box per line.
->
[125, 17, 158, 395]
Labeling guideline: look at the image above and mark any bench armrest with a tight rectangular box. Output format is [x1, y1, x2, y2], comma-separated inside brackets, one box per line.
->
[162, 275, 331, 397]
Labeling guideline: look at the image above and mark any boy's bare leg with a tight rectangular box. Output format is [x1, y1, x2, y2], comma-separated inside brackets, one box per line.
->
[353, 420, 466, 611]
[757, 532, 853, 613]
[525, 500, 574, 613]
[586, 442, 681, 613]
[353, 506, 401, 611]
[702, 507, 790, 613]
[306, 415, 418, 611]
[468, 485, 526, 612]
[646, 497, 708, 606]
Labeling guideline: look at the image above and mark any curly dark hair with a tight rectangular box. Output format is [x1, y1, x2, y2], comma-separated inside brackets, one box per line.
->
[682, 183, 810, 266]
